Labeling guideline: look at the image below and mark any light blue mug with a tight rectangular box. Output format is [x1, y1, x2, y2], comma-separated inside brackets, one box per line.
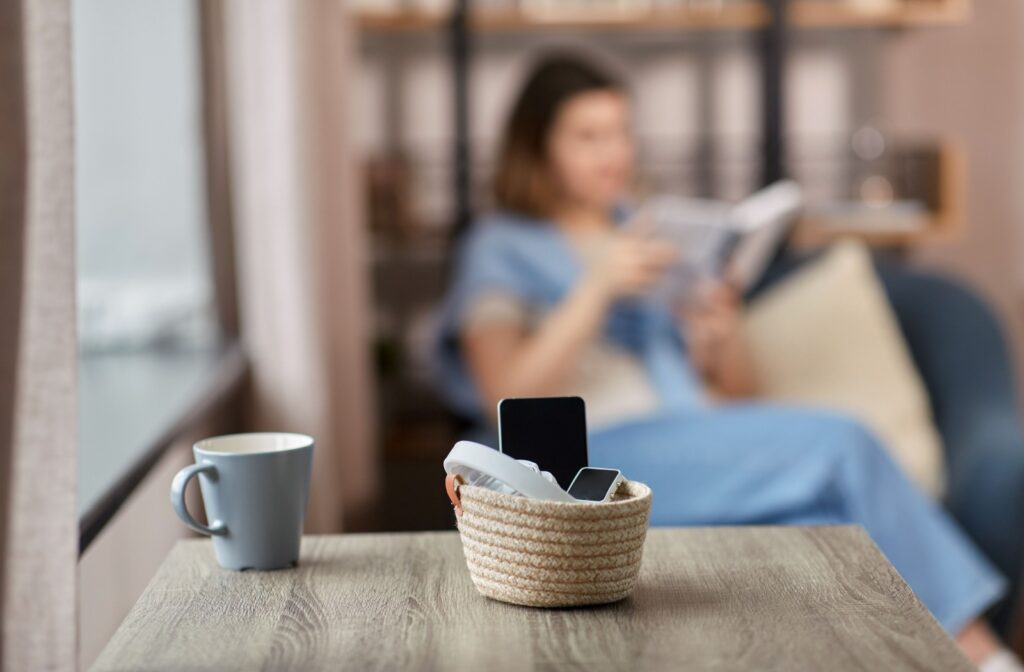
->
[170, 432, 314, 570]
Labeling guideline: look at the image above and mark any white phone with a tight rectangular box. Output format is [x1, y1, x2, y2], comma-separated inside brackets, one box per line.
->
[567, 467, 624, 502]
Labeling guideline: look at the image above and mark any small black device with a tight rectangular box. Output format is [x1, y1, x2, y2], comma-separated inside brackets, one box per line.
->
[567, 467, 624, 502]
[497, 396, 588, 490]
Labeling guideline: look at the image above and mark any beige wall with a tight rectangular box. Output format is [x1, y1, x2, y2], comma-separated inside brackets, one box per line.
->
[885, 0, 1024, 386]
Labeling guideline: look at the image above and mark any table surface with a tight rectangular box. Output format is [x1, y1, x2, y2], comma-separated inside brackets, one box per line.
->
[92, 526, 972, 671]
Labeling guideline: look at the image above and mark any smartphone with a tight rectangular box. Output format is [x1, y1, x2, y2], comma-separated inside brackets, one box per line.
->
[567, 468, 624, 502]
[497, 397, 588, 490]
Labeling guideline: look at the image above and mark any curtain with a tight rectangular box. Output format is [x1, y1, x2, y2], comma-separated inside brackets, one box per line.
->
[0, 0, 78, 669]
[222, 0, 378, 532]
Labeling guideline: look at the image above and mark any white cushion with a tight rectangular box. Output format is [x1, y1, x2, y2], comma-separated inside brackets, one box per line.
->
[742, 241, 945, 496]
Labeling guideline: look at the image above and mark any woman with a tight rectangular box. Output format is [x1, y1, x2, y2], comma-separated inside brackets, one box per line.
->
[432, 54, 1015, 668]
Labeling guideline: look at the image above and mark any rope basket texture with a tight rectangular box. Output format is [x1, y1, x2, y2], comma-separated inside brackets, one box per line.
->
[449, 478, 652, 608]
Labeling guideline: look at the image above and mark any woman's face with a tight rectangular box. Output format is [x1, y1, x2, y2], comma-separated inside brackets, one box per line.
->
[546, 89, 634, 212]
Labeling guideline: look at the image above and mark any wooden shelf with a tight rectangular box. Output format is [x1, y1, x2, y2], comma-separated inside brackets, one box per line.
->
[356, 4, 765, 33]
[792, 0, 970, 28]
[792, 140, 965, 248]
[356, 0, 970, 34]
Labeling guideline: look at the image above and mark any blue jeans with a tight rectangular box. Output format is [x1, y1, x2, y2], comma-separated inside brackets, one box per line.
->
[588, 404, 1007, 634]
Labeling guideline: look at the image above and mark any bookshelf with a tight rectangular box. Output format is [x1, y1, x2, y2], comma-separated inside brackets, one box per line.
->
[356, 0, 970, 34]
[356, 0, 971, 247]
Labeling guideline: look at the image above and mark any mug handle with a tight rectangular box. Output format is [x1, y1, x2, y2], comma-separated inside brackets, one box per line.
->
[170, 462, 227, 536]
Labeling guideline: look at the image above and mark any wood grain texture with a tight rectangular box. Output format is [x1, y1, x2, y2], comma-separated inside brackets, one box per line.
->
[92, 527, 973, 671]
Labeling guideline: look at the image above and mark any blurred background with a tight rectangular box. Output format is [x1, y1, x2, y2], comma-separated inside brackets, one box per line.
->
[65, 0, 1024, 666]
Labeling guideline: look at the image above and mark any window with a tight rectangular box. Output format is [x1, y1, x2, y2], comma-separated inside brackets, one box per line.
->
[73, 0, 224, 537]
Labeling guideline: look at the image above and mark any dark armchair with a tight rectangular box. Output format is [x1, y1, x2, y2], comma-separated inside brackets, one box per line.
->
[879, 263, 1024, 635]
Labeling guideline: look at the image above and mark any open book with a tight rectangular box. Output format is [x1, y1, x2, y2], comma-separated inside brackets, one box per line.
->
[630, 180, 803, 302]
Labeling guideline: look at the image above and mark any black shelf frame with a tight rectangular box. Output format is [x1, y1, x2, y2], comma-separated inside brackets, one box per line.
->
[760, 0, 787, 186]
[449, 0, 473, 234]
[446, 0, 790, 233]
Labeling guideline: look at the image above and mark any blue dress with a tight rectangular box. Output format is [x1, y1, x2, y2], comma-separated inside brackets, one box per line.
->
[431, 212, 1005, 633]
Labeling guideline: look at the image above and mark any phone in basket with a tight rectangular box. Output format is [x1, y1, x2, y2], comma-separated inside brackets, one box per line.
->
[497, 396, 588, 490]
[567, 468, 624, 502]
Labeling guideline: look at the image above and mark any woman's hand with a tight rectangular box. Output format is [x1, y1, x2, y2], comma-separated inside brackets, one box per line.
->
[679, 280, 757, 399]
[681, 282, 742, 366]
[584, 233, 678, 301]
[464, 231, 676, 413]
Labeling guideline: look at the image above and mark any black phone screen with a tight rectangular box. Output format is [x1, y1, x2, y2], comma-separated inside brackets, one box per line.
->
[498, 396, 588, 490]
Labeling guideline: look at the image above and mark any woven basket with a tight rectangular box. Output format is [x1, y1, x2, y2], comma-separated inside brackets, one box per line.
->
[447, 476, 652, 608]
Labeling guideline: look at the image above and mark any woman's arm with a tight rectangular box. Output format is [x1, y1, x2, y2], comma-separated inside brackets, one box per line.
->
[463, 281, 611, 413]
[681, 283, 758, 399]
[462, 234, 677, 417]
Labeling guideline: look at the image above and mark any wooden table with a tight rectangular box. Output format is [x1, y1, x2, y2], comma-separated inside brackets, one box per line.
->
[93, 526, 972, 671]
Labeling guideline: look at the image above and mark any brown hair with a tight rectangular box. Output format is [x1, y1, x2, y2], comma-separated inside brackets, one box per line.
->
[494, 54, 623, 219]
